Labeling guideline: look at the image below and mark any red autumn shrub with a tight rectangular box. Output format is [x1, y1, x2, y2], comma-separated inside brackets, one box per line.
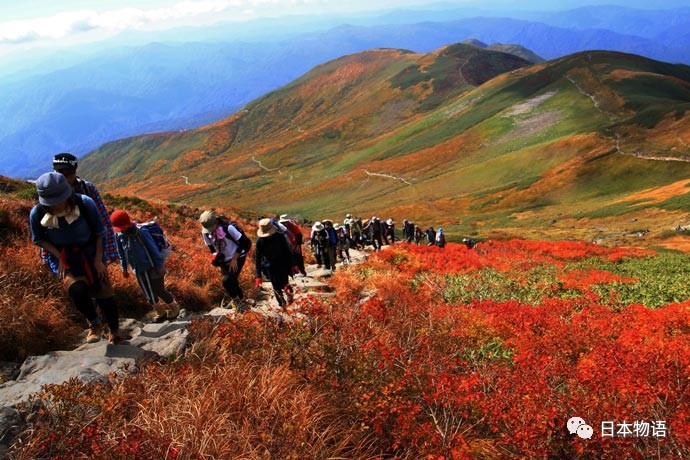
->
[10, 237, 690, 459]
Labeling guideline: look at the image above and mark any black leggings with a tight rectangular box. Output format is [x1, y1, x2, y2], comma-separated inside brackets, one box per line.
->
[68, 281, 119, 332]
[221, 256, 246, 299]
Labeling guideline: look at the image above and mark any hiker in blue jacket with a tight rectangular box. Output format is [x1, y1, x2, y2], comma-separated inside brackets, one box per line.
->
[29, 172, 121, 344]
[323, 219, 339, 268]
[111, 210, 179, 322]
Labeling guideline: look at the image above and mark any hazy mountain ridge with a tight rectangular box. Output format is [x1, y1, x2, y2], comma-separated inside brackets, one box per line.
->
[461, 39, 544, 63]
[3, 4, 689, 178]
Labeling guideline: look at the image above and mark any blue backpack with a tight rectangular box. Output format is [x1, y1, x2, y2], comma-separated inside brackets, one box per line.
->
[138, 221, 172, 259]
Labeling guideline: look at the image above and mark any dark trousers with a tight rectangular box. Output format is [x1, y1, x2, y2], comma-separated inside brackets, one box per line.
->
[293, 250, 306, 275]
[263, 267, 291, 307]
[69, 281, 119, 332]
[136, 269, 174, 305]
[220, 256, 246, 299]
[372, 234, 382, 250]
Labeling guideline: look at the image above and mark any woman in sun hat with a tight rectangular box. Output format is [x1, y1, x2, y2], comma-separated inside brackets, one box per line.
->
[199, 210, 252, 310]
[384, 218, 396, 245]
[334, 223, 351, 264]
[254, 218, 296, 309]
[29, 172, 121, 344]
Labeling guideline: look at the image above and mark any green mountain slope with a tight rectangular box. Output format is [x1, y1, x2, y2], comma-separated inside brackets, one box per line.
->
[81, 46, 690, 245]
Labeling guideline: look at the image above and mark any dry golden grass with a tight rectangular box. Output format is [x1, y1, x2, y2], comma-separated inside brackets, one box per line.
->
[0, 190, 263, 363]
[11, 316, 381, 459]
[0, 196, 82, 364]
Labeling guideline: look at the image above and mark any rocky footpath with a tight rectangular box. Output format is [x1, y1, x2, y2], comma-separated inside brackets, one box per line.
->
[0, 249, 368, 455]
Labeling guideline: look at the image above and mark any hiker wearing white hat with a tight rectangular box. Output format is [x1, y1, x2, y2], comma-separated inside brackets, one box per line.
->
[310, 221, 334, 270]
[383, 218, 396, 245]
[334, 223, 351, 264]
[199, 210, 252, 311]
[362, 216, 384, 251]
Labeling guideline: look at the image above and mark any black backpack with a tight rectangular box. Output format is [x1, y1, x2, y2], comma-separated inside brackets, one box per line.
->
[217, 218, 252, 253]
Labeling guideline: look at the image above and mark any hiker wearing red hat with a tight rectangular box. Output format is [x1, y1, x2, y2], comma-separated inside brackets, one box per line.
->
[111, 210, 179, 322]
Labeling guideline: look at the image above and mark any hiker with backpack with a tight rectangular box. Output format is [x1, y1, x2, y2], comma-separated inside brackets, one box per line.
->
[322, 220, 338, 268]
[199, 210, 252, 311]
[403, 220, 415, 243]
[52, 153, 118, 265]
[254, 218, 298, 309]
[311, 222, 333, 270]
[279, 214, 306, 276]
[345, 214, 363, 250]
[29, 172, 121, 344]
[426, 227, 437, 246]
[334, 223, 351, 264]
[110, 210, 179, 322]
[364, 216, 383, 251]
[384, 218, 396, 245]
[436, 228, 446, 248]
[414, 225, 423, 245]
[462, 237, 476, 249]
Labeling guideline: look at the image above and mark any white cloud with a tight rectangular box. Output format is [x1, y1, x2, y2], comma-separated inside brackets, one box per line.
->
[0, 0, 330, 45]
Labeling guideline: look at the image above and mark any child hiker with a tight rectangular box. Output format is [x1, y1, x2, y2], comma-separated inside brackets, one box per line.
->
[111, 210, 179, 322]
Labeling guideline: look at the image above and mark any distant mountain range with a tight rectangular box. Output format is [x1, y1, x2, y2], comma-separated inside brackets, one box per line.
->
[2, 4, 689, 178]
[80, 43, 690, 240]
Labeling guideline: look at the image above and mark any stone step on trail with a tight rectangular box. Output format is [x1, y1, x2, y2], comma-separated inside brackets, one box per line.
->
[0, 246, 372, 454]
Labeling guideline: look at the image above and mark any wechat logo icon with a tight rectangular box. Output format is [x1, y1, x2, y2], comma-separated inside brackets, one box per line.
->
[568, 416, 593, 439]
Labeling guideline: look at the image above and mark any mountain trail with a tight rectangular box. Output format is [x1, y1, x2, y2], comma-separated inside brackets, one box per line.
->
[0, 246, 371, 452]
[615, 133, 690, 163]
[567, 74, 690, 163]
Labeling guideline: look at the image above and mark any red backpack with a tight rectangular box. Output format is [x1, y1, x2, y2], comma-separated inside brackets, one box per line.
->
[282, 220, 303, 247]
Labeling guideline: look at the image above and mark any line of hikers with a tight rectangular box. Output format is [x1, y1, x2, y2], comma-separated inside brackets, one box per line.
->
[309, 215, 449, 271]
[29, 153, 464, 345]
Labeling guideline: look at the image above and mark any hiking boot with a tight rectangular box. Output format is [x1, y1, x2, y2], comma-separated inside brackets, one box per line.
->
[234, 299, 250, 313]
[108, 332, 121, 345]
[166, 301, 180, 320]
[86, 325, 102, 343]
[152, 308, 167, 323]
[284, 287, 294, 304]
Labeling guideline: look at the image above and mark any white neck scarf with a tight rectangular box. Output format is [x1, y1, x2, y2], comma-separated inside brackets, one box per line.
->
[41, 206, 80, 228]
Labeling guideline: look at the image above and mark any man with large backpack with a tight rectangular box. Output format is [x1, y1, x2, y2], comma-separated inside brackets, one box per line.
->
[311, 222, 333, 270]
[254, 218, 296, 309]
[52, 153, 118, 264]
[279, 214, 306, 276]
[199, 210, 252, 311]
